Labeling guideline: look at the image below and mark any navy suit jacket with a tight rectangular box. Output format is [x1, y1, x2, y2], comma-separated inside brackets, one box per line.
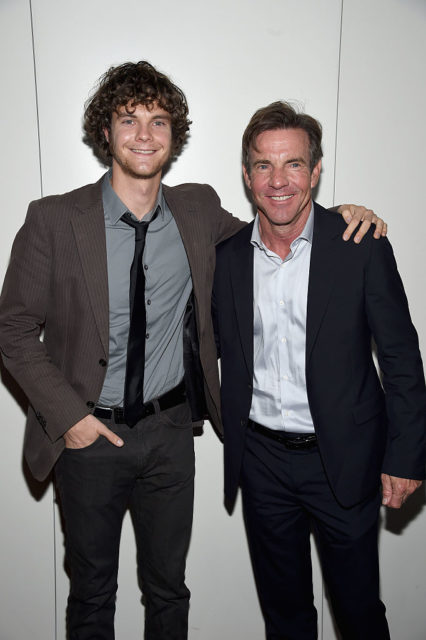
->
[213, 202, 426, 511]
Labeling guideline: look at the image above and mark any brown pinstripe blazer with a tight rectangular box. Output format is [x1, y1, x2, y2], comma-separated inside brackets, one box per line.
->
[0, 177, 244, 481]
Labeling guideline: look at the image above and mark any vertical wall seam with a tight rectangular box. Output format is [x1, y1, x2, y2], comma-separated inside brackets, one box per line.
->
[28, 6, 55, 638]
[332, 0, 344, 208]
[29, 0, 44, 198]
[321, 1, 344, 637]
[52, 486, 58, 640]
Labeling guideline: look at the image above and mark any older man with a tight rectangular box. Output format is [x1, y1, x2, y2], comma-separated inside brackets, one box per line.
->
[213, 101, 425, 639]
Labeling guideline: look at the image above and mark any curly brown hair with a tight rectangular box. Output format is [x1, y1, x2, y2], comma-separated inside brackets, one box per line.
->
[83, 61, 191, 166]
[242, 101, 323, 173]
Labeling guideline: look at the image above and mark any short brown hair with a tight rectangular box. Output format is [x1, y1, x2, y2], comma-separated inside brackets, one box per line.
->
[242, 101, 322, 172]
[83, 61, 191, 166]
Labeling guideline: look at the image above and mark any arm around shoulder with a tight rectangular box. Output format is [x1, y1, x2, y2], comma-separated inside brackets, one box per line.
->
[200, 184, 246, 244]
[331, 203, 387, 242]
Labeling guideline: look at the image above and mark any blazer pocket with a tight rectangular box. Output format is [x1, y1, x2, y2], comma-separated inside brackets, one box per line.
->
[352, 395, 385, 425]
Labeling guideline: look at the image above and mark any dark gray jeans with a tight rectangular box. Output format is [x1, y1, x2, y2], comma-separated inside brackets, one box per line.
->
[55, 401, 195, 640]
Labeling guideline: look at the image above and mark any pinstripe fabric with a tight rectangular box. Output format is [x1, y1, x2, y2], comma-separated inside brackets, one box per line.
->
[0, 178, 244, 480]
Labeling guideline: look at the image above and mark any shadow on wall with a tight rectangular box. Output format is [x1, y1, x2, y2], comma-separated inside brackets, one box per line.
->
[316, 485, 426, 640]
[0, 360, 52, 501]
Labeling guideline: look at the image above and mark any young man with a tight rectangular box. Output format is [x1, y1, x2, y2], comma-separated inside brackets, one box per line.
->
[0, 63, 384, 640]
[213, 101, 425, 639]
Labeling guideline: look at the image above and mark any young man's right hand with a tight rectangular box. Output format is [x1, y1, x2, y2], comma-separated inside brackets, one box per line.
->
[64, 414, 124, 449]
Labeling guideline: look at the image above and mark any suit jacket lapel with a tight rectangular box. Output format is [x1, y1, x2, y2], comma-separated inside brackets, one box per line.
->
[71, 180, 109, 355]
[229, 223, 254, 379]
[306, 203, 342, 363]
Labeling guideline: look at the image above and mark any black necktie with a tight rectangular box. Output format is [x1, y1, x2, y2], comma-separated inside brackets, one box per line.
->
[121, 208, 159, 426]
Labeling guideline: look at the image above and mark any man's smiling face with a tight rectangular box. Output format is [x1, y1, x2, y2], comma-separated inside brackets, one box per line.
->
[105, 102, 172, 180]
[243, 127, 321, 233]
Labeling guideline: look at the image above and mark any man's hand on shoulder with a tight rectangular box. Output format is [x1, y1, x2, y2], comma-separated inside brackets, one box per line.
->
[337, 204, 388, 243]
[381, 473, 422, 509]
[64, 414, 124, 449]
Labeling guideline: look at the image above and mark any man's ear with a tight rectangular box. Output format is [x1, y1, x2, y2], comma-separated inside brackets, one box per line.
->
[103, 128, 110, 143]
[310, 159, 322, 189]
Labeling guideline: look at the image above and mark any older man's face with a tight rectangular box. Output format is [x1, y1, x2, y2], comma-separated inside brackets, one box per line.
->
[243, 127, 321, 234]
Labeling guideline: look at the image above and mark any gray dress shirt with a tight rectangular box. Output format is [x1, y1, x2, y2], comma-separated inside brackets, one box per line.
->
[98, 171, 192, 406]
[249, 207, 315, 433]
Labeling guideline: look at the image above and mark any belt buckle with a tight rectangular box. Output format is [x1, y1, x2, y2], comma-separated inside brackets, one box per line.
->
[112, 407, 125, 423]
[284, 439, 304, 450]
[284, 435, 316, 450]
[140, 402, 155, 420]
[94, 406, 112, 420]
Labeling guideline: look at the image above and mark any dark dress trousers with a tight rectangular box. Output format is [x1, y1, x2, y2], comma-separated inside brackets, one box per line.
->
[213, 203, 426, 639]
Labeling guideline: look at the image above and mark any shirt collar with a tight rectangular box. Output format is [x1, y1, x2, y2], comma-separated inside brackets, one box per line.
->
[251, 203, 314, 254]
[102, 169, 165, 225]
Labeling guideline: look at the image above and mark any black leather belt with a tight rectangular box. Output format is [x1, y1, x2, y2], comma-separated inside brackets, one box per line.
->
[249, 420, 317, 450]
[94, 381, 186, 425]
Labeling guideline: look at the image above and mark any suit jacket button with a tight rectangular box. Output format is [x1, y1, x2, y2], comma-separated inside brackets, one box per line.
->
[99, 358, 107, 367]
[86, 401, 95, 408]
[240, 419, 246, 426]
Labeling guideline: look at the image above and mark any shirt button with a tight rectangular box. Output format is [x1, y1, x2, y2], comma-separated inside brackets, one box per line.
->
[144, 264, 148, 270]
[145, 333, 150, 339]
[147, 299, 151, 305]
[283, 375, 289, 381]
[281, 337, 287, 343]
[279, 300, 284, 306]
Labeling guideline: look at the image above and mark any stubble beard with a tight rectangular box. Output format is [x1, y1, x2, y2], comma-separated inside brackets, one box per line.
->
[109, 142, 171, 181]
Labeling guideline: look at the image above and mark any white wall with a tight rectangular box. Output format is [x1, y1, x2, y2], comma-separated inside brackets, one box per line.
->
[333, 2, 426, 639]
[0, 3, 55, 640]
[0, 0, 424, 638]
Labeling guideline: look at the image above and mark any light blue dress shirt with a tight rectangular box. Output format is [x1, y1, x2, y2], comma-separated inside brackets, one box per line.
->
[98, 171, 192, 406]
[249, 206, 315, 433]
